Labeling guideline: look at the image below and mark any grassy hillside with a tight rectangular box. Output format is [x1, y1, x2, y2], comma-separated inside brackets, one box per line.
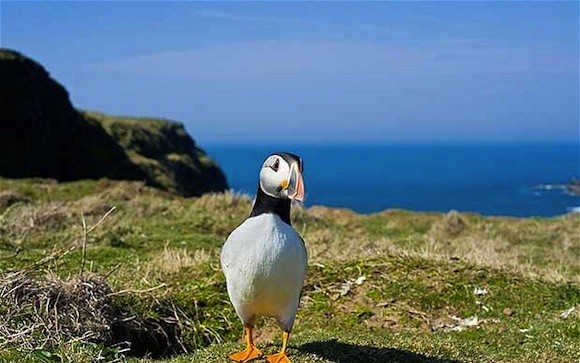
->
[0, 178, 578, 362]
[83, 111, 228, 196]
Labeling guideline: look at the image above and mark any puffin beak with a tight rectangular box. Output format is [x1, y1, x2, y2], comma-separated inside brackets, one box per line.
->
[287, 163, 305, 202]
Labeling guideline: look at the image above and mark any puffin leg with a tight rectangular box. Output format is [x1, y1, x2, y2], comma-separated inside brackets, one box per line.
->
[267, 331, 292, 363]
[229, 326, 263, 362]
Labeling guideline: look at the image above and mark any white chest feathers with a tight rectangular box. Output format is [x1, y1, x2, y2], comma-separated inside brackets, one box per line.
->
[220, 213, 307, 331]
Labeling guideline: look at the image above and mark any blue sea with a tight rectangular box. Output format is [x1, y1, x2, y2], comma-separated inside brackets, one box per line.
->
[205, 143, 580, 217]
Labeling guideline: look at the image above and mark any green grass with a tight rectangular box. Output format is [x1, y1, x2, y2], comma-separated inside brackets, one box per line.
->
[0, 178, 578, 362]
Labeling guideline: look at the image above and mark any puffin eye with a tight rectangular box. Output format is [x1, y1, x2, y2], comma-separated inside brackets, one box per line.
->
[271, 158, 280, 172]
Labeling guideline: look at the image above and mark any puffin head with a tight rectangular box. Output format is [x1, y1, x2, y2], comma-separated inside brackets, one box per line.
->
[259, 152, 305, 202]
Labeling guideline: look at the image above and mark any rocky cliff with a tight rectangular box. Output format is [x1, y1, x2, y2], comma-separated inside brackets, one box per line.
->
[0, 48, 228, 196]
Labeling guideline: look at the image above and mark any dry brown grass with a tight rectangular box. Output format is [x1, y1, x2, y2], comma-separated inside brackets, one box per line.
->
[151, 246, 214, 274]
[0, 201, 72, 252]
[305, 229, 396, 263]
[0, 269, 187, 360]
[195, 191, 251, 210]
[0, 190, 29, 211]
[300, 209, 580, 283]
[0, 271, 114, 353]
[418, 213, 580, 282]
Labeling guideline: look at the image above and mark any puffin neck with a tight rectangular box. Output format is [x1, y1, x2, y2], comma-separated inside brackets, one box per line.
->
[249, 184, 292, 225]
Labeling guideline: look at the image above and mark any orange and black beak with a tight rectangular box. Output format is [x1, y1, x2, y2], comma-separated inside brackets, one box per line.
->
[287, 162, 305, 202]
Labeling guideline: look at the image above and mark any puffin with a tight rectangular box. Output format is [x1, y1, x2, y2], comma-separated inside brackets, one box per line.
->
[221, 152, 307, 363]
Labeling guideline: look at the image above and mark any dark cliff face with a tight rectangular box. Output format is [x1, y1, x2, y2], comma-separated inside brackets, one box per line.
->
[0, 49, 145, 181]
[0, 48, 228, 196]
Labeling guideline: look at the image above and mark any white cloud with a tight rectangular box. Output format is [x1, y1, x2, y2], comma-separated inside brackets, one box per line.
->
[93, 40, 577, 79]
[191, 9, 300, 25]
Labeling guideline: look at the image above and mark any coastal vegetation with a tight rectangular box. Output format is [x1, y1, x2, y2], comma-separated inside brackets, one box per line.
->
[0, 178, 578, 362]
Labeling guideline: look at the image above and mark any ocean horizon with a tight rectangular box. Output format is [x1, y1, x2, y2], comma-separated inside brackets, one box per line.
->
[205, 142, 580, 218]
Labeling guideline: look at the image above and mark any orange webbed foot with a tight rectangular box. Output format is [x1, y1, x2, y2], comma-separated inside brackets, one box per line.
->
[267, 352, 292, 363]
[229, 344, 263, 362]
[229, 326, 263, 362]
[267, 330, 293, 363]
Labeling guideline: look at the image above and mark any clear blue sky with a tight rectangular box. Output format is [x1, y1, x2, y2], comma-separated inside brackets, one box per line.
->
[1, 1, 578, 144]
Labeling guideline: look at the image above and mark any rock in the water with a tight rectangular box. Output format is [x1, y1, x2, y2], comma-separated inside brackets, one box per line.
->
[565, 179, 580, 196]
